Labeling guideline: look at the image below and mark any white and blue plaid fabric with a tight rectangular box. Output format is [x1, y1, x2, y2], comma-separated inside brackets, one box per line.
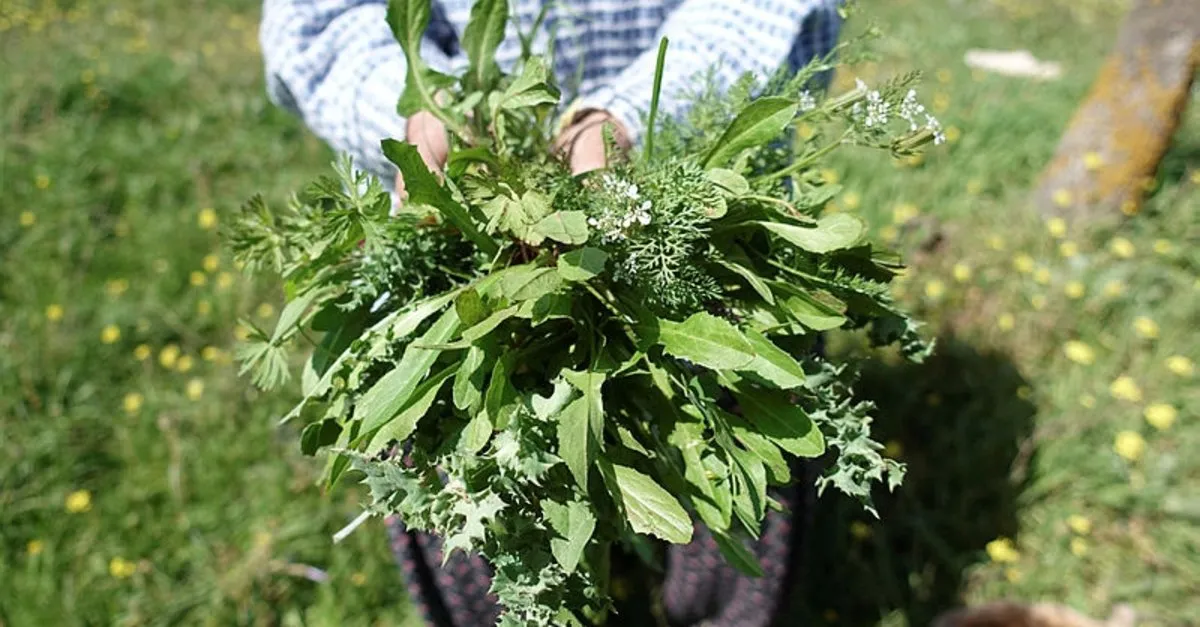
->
[260, 0, 841, 185]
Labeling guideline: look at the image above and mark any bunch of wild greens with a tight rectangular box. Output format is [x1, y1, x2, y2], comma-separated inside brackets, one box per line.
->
[229, 0, 940, 624]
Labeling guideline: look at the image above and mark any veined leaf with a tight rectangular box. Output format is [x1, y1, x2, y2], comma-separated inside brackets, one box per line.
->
[531, 211, 589, 245]
[557, 395, 591, 489]
[739, 329, 806, 389]
[271, 288, 329, 343]
[541, 500, 596, 574]
[355, 307, 460, 437]
[461, 0, 507, 88]
[300, 419, 342, 456]
[659, 312, 756, 370]
[731, 387, 825, 457]
[772, 284, 847, 331]
[501, 266, 563, 301]
[611, 464, 694, 544]
[562, 369, 606, 444]
[459, 409, 493, 454]
[759, 213, 865, 254]
[453, 344, 488, 411]
[703, 97, 798, 169]
[462, 306, 518, 343]
[498, 56, 560, 111]
[716, 258, 774, 304]
[557, 247, 608, 282]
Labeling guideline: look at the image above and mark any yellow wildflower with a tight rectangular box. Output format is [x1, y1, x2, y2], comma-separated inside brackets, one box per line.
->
[1144, 403, 1177, 431]
[1120, 199, 1139, 216]
[176, 355, 194, 373]
[35, 174, 51, 189]
[159, 344, 180, 369]
[235, 326, 251, 341]
[842, 191, 861, 210]
[122, 392, 144, 414]
[65, 490, 92, 513]
[967, 179, 985, 196]
[216, 272, 235, 290]
[936, 68, 953, 83]
[1103, 280, 1125, 298]
[1063, 341, 1095, 365]
[986, 537, 1020, 563]
[1109, 237, 1135, 259]
[879, 225, 899, 243]
[134, 344, 151, 361]
[1070, 538, 1088, 557]
[1033, 267, 1051, 285]
[997, 313, 1015, 331]
[1005, 568, 1023, 583]
[1046, 218, 1067, 238]
[1153, 239, 1173, 255]
[1165, 355, 1194, 377]
[1132, 316, 1159, 339]
[1058, 240, 1079, 258]
[924, 279, 945, 300]
[1191, 170, 1200, 185]
[952, 263, 972, 283]
[820, 168, 839, 185]
[351, 572, 368, 587]
[1067, 515, 1092, 535]
[100, 325, 121, 344]
[198, 207, 218, 230]
[1113, 430, 1145, 462]
[201, 346, 221, 361]
[1064, 281, 1085, 300]
[109, 557, 136, 579]
[196, 300, 212, 316]
[797, 123, 815, 140]
[189, 271, 207, 287]
[27, 539, 45, 556]
[932, 92, 950, 113]
[185, 378, 204, 401]
[944, 125, 961, 144]
[849, 521, 873, 541]
[1052, 189, 1072, 207]
[1030, 294, 1047, 311]
[202, 254, 220, 273]
[105, 279, 129, 297]
[1083, 152, 1104, 171]
[1080, 394, 1096, 408]
[892, 202, 919, 224]
[256, 303, 275, 319]
[1109, 376, 1143, 403]
[46, 304, 64, 322]
[1012, 254, 1035, 274]
[20, 211, 36, 227]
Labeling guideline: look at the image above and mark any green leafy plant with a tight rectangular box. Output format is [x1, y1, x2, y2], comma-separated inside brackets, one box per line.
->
[228, 1, 942, 624]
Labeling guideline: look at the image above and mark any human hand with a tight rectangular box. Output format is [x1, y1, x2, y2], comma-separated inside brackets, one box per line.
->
[552, 109, 632, 175]
[395, 110, 450, 199]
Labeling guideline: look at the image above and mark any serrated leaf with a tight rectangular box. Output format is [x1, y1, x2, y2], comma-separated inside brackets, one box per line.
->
[532, 379, 573, 419]
[703, 97, 798, 169]
[659, 312, 756, 370]
[739, 330, 806, 389]
[557, 246, 608, 282]
[531, 211, 589, 245]
[732, 388, 825, 457]
[461, 0, 507, 88]
[729, 418, 790, 484]
[759, 213, 865, 254]
[542, 500, 596, 573]
[454, 289, 488, 327]
[557, 396, 591, 489]
[611, 464, 694, 544]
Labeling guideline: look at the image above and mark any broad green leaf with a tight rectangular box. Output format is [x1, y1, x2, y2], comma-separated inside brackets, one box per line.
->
[562, 369, 606, 443]
[731, 388, 825, 457]
[532, 379, 573, 419]
[300, 419, 342, 456]
[462, 306, 518, 343]
[502, 266, 563, 301]
[498, 57, 561, 110]
[729, 419, 790, 484]
[355, 307, 460, 437]
[739, 329, 806, 389]
[461, 0, 507, 88]
[387, 0, 458, 117]
[454, 289, 488, 327]
[611, 464, 694, 544]
[541, 500, 596, 573]
[775, 286, 847, 331]
[707, 168, 751, 195]
[453, 345, 488, 411]
[365, 365, 455, 451]
[712, 531, 765, 577]
[301, 355, 320, 397]
[557, 396, 591, 489]
[671, 420, 731, 529]
[729, 444, 766, 532]
[659, 312, 756, 370]
[271, 288, 327, 343]
[557, 246, 609, 282]
[311, 306, 368, 377]
[391, 289, 463, 338]
[531, 211, 589, 245]
[483, 357, 519, 430]
[459, 409, 493, 454]
[759, 213, 865, 254]
[702, 97, 798, 169]
[716, 259, 774, 304]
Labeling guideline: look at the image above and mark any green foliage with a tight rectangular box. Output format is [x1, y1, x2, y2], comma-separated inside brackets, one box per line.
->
[226, 1, 945, 623]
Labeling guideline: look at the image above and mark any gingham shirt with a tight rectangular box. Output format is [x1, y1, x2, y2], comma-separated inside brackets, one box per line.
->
[260, 0, 841, 186]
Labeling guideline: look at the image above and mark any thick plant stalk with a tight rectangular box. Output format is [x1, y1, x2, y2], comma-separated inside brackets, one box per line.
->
[1031, 0, 1199, 225]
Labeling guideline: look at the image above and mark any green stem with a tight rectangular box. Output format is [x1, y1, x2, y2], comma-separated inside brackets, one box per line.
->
[758, 129, 851, 183]
[643, 37, 669, 162]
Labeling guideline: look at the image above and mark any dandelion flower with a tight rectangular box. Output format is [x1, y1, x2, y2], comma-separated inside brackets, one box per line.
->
[176, 355, 194, 373]
[1103, 280, 1125, 298]
[235, 326, 251, 341]
[944, 125, 961, 143]
[1165, 355, 1194, 377]
[122, 392, 144, 414]
[997, 313, 1015, 331]
[65, 490, 92, 513]
[1005, 567, 1023, 583]
[109, 557, 136, 579]
[849, 521, 873, 541]
[105, 279, 129, 297]
[189, 271, 207, 287]
[1120, 199, 1139, 216]
[20, 211, 36, 227]
[1132, 316, 1159, 339]
[1063, 341, 1096, 365]
[198, 208, 218, 230]
[1052, 189, 1072, 207]
[1083, 152, 1104, 171]
[891, 202, 919, 225]
[46, 304, 64, 322]
[256, 303, 275, 319]
[196, 300, 212, 316]
[216, 272, 235, 290]
[1070, 538, 1088, 557]
[1109, 237, 1135, 259]
[1058, 241, 1079, 258]
[159, 344, 180, 369]
[1033, 267, 1051, 285]
[952, 263, 972, 283]
[1012, 254, 1035, 274]
[1067, 515, 1092, 535]
[1191, 170, 1200, 185]
[1153, 239, 1173, 255]
[351, 571, 368, 586]
[842, 191, 861, 210]
[35, 174, 51, 189]
[1080, 394, 1096, 408]
[1144, 403, 1177, 431]
[100, 325, 121, 344]
[27, 539, 45, 556]
[1064, 281, 1085, 299]
[819, 168, 839, 185]
[202, 254, 220, 273]
[924, 279, 945, 300]
[1046, 218, 1067, 238]
[185, 378, 204, 401]
[986, 537, 1020, 563]
[879, 225, 899, 243]
[201, 346, 221, 361]
[1113, 430, 1145, 462]
[1109, 376, 1143, 403]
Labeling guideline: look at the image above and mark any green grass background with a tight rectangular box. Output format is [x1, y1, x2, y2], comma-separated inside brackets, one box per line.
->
[1, 0, 1197, 625]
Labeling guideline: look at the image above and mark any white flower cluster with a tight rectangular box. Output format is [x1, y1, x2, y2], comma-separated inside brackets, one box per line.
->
[898, 89, 946, 145]
[587, 174, 653, 243]
[850, 80, 946, 145]
[798, 89, 817, 113]
[852, 79, 891, 128]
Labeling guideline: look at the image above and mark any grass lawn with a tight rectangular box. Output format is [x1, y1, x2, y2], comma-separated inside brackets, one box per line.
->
[2, 0, 1197, 625]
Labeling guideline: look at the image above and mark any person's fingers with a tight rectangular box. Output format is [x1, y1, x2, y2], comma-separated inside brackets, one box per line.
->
[395, 111, 449, 203]
[553, 111, 631, 175]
